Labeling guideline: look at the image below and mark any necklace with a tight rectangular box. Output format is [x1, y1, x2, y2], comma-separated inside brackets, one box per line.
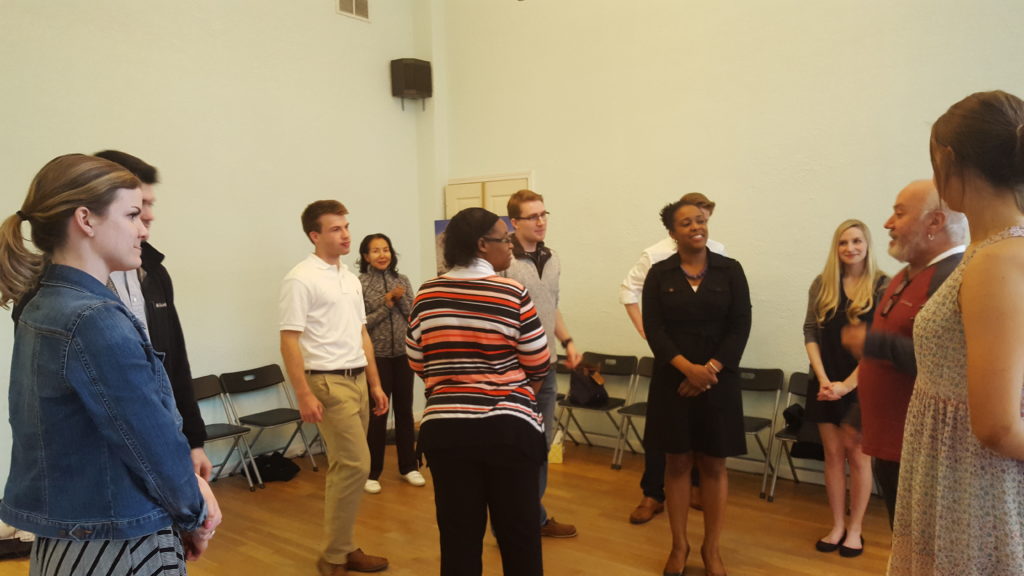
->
[681, 263, 707, 280]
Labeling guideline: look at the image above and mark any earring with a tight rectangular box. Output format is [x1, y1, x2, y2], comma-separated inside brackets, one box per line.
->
[927, 233, 935, 241]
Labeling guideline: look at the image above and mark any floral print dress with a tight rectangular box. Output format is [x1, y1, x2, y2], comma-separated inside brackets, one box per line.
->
[888, 226, 1024, 575]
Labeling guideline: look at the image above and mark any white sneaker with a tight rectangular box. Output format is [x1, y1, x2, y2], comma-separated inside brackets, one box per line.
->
[402, 470, 426, 487]
[364, 479, 382, 494]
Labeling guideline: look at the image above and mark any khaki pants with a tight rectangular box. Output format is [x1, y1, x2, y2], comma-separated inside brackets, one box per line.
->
[307, 372, 370, 563]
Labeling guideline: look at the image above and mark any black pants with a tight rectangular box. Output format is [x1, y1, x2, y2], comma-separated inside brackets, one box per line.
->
[426, 446, 543, 576]
[367, 355, 418, 478]
[874, 457, 900, 529]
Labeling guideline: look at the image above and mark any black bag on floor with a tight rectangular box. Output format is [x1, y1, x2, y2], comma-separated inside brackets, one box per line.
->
[246, 452, 301, 482]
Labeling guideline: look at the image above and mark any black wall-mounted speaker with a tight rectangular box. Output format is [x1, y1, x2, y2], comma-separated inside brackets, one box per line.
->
[390, 58, 432, 99]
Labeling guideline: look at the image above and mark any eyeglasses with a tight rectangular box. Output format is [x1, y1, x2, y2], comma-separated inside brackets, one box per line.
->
[514, 211, 550, 222]
[482, 234, 514, 244]
[879, 276, 912, 318]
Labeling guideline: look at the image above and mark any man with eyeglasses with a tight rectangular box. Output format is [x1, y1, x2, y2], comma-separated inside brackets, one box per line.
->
[503, 189, 581, 539]
[619, 192, 725, 524]
[842, 179, 966, 528]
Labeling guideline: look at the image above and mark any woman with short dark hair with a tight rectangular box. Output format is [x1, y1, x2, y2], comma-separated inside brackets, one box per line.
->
[407, 207, 550, 575]
[643, 198, 751, 576]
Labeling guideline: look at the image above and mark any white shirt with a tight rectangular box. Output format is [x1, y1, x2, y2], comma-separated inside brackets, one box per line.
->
[279, 254, 368, 370]
[618, 236, 727, 305]
[109, 269, 150, 338]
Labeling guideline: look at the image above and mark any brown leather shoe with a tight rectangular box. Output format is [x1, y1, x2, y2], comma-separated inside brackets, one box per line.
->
[346, 548, 389, 573]
[629, 496, 664, 524]
[317, 557, 349, 576]
[541, 517, 578, 538]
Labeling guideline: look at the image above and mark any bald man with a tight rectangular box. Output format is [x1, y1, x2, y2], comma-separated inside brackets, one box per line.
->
[843, 179, 967, 527]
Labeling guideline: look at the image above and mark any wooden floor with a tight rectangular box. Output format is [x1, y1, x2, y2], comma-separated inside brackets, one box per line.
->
[0, 444, 891, 575]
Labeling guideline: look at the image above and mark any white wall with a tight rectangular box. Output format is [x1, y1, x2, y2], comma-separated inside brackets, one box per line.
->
[3, 0, 1024, 490]
[438, 0, 1024, 371]
[436, 0, 1024, 470]
[0, 0, 429, 487]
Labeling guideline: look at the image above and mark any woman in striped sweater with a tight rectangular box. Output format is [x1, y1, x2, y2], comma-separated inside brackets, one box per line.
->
[406, 207, 550, 576]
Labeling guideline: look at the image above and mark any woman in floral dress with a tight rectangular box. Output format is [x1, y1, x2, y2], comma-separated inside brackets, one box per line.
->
[889, 90, 1024, 575]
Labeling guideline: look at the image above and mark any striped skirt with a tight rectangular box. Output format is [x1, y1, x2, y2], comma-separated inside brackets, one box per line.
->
[30, 528, 185, 576]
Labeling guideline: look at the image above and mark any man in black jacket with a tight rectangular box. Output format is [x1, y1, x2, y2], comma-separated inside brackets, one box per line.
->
[95, 150, 211, 479]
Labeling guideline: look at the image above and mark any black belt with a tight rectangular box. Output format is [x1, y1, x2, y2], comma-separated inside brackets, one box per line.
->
[306, 367, 365, 377]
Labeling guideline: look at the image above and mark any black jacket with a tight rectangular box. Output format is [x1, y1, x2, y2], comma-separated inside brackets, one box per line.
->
[141, 242, 206, 448]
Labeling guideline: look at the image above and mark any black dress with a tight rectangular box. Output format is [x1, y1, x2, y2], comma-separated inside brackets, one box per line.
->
[803, 275, 885, 425]
[641, 251, 752, 457]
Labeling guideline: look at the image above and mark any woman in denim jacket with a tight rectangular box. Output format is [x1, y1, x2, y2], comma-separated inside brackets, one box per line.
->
[0, 154, 222, 575]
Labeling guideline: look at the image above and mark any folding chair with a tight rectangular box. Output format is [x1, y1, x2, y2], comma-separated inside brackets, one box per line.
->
[555, 352, 638, 464]
[220, 364, 319, 472]
[735, 367, 784, 477]
[191, 375, 264, 491]
[761, 371, 810, 502]
[611, 356, 654, 470]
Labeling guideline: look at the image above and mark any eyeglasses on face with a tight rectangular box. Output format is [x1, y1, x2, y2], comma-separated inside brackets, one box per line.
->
[514, 211, 551, 222]
[482, 234, 514, 244]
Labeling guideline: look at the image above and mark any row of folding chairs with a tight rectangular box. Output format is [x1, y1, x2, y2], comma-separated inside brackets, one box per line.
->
[554, 352, 788, 492]
[192, 364, 320, 492]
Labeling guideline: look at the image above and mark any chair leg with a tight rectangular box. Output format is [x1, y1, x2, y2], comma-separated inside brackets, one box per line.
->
[556, 407, 580, 446]
[785, 444, 799, 484]
[611, 415, 630, 470]
[566, 410, 593, 446]
[605, 412, 633, 456]
[230, 428, 266, 476]
[760, 437, 774, 499]
[295, 425, 319, 472]
[767, 440, 786, 503]
[232, 438, 257, 492]
[239, 437, 265, 489]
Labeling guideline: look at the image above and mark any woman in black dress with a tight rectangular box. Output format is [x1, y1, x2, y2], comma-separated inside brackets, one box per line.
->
[803, 219, 887, 558]
[642, 198, 751, 576]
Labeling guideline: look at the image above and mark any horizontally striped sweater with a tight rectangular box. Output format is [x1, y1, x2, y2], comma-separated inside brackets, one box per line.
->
[406, 262, 551, 435]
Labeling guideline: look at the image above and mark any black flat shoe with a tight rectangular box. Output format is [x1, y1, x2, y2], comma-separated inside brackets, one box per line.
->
[815, 531, 845, 553]
[839, 536, 864, 558]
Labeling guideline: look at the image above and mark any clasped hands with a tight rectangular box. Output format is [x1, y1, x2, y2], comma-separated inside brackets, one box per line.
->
[383, 285, 406, 308]
[677, 362, 719, 397]
[817, 381, 850, 402]
[182, 474, 223, 561]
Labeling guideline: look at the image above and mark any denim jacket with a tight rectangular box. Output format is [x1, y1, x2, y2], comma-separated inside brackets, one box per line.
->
[1, 264, 206, 540]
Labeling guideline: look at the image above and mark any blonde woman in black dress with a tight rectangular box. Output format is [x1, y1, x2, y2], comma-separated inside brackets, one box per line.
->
[803, 219, 887, 558]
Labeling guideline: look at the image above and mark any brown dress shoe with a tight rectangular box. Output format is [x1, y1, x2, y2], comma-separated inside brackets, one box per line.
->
[346, 548, 389, 573]
[629, 496, 665, 524]
[317, 557, 349, 576]
[541, 517, 578, 538]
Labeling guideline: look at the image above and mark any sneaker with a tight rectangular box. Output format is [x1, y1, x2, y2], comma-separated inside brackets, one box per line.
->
[541, 517, 578, 538]
[402, 470, 426, 487]
[364, 479, 382, 494]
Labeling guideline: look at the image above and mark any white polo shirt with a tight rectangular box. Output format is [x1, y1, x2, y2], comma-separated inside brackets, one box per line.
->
[279, 253, 368, 371]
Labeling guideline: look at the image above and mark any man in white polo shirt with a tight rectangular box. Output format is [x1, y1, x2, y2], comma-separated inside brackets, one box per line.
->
[280, 200, 390, 576]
